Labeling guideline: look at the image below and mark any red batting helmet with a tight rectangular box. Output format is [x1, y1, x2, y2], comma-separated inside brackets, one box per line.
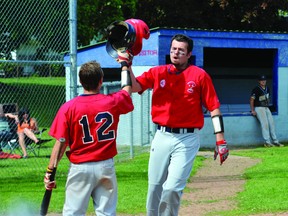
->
[106, 19, 150, 58]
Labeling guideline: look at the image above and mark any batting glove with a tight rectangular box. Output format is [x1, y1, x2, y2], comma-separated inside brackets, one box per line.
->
[117, 51, 133, 68]
[44, 167, 56, 190]
[214, 140, 229, 165]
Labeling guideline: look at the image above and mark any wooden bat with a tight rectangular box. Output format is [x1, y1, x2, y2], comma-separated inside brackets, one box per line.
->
[40, 138, 65, 216]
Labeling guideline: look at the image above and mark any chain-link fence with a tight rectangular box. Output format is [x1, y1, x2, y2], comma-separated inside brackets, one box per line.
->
[0, 0, 69, 124]
[0, 2, 154, 213]
[0, 0, 152, 174]
[0, 0, 70, 181]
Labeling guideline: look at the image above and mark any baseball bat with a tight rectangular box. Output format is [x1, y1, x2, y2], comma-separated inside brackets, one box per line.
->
[40, 138, 65, 216]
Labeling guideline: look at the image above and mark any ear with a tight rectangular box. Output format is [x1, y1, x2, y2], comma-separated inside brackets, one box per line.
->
[98, 78, 103, 88]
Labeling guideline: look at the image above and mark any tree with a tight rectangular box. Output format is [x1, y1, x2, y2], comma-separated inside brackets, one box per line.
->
[135, 0, 288, 32]
[0, 0, 69, 59]
[77, 0, 137, 46]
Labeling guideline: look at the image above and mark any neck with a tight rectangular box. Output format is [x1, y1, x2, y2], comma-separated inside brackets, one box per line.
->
[83, 89, 99, 94]
[174, 62, 189, 71]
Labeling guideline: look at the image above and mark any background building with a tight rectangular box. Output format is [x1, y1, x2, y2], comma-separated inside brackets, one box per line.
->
[64, 28, 288, 147]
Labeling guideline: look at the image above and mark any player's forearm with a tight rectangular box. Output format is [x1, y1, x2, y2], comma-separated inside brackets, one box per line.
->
[127, 67, 142, 93]
[210, 109, 222, 117]
[120, 65, 132, 95]
[210, 108, 225, 142]
[250, 98, 255, 111]
[48, 140, 65, 169]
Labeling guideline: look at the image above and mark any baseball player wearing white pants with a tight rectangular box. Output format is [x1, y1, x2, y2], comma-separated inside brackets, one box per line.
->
[147, 130, 200, 215]
[254, 107, 279, 144]
[44, 61, 134, 216]
[117, 34, 229, 216]
[250, 75, 283, 147]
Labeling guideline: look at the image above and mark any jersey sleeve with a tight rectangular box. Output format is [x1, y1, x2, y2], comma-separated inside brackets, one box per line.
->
[112, 90, 134, 114]
[201, 73, 221, 111]
[48, 101, 71, 143]
[250, 87, 256, 99]
[136, 67, 156, 94]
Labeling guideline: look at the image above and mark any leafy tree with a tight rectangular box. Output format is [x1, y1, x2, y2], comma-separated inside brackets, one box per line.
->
[0, 0, 69, 58]
[135, 0, 288, 32]
[77, 0, 137, 46]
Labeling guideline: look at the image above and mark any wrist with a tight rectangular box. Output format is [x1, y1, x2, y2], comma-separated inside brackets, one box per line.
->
[120, 61, 129, 69]
[121, 70, 132, 88]
[216, 140, 226, 145]
[46, 167, 53, 173]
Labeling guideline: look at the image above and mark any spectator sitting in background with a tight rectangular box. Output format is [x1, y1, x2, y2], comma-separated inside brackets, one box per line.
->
[5, 108, 40, 158]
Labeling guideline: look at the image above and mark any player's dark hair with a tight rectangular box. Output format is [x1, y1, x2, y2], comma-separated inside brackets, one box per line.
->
[79, 61, 104, 91]
[170, 34, 194, 53]
[18, 107, 31, 126]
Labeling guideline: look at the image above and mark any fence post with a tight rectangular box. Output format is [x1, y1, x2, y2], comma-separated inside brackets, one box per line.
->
[69, 0, 78, 98]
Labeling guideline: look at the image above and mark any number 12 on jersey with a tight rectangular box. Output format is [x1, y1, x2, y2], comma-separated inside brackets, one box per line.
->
[79, 112, 115, 144]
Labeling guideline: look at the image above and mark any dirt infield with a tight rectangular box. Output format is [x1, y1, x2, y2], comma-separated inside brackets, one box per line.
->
[179, 151, 288, 216]
[179, 151, 260, 215]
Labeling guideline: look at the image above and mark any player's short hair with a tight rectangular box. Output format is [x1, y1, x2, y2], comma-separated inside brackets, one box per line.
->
[170, 34, 194, 53]
[79, 61, 104, 91]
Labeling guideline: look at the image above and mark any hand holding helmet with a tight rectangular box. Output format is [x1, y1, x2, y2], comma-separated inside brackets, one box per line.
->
[106, 19, 150, 59]
[117, 51, 134, 68]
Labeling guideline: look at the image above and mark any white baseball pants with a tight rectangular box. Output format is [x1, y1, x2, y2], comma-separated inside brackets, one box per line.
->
[63, 158, 117, 216]
[146, 129, 200, 216]
[255, 106, 279, 144]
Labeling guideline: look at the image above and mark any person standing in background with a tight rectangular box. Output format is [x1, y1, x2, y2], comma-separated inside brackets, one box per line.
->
[250, 75, 284, 147]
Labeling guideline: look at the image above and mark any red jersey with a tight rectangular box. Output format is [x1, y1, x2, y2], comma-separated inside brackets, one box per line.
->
[49, 90, 134, 164]
[136, 64, 220, 129]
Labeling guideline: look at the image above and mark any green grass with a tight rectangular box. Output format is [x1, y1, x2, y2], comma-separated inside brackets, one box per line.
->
[0, 77, 66, 128]
[1, 78, 287, 215]
[2, 145, 288, 215]
[211, 145, 288, 216]
[0, 144, 204, 215]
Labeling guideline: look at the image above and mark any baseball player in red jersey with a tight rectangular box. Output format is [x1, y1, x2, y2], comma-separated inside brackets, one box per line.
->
[43, 60, 134, 215]
[118, 34, 229, 216]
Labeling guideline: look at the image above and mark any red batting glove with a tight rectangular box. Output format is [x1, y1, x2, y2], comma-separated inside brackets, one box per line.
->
[44, 167, 56, 190]
[214, 140, 229, 165]
[117, 51, 133, 67]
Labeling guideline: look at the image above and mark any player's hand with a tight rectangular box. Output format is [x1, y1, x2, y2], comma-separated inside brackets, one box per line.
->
[214, 140, 229, 165]
[117, 51, 133, 67]
[44, 167, 56, 190]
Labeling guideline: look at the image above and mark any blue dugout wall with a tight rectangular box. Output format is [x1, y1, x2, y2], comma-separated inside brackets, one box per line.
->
[64, 28, 288, 147]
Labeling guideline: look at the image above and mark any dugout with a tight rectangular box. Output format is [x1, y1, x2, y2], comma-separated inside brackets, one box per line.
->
[64, 28, 288, 147]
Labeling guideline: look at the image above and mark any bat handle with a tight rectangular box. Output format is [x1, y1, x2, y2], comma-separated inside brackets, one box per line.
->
[50, 167, 57, 181]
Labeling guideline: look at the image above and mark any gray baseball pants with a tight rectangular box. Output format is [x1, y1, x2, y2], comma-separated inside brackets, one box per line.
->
[146, 129, 200, 216]
[63, 159, 117, 216]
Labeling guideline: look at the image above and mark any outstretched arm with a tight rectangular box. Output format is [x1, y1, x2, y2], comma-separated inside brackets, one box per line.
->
[117, 51, 142, 93]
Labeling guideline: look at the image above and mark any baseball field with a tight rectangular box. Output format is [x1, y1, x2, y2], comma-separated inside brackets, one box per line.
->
[0, 77, 287, 215]
[0, 143, 287, 215]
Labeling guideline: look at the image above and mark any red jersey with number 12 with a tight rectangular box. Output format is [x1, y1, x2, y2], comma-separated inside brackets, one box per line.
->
[49, 90, 134, 164]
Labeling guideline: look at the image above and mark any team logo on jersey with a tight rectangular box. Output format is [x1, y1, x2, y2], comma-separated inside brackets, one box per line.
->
[160, 79, 166, 88]
[187, 81, 196, 93]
